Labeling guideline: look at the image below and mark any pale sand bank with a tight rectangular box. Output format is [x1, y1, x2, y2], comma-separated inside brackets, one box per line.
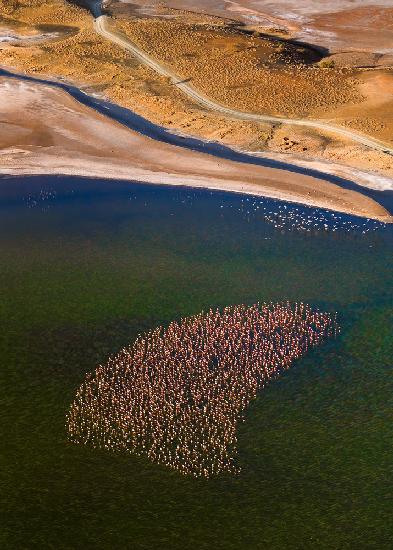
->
[0, 77, 391, 222]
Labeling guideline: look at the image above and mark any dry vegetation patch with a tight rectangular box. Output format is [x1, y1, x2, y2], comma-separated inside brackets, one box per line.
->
[116, 16, 364, 118]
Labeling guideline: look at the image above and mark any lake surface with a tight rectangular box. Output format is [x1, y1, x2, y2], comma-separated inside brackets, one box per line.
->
[1, 175, 392, 549]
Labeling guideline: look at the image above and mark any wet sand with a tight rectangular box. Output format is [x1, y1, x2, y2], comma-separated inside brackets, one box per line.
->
[0, 76, 391, 222]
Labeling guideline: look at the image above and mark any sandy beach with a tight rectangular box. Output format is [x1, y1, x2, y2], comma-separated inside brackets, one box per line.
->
[0, 76, 391, 222]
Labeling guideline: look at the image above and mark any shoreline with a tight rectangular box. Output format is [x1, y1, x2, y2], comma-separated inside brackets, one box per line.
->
[0, 72, 392, 223]
[1, 154, 391, 223]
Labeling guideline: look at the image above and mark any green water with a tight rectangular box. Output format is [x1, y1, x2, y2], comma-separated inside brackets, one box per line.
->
[1, 176, 392, 550]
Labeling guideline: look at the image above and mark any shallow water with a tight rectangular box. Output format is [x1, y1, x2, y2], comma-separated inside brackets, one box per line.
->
[1, 175, 392, 549]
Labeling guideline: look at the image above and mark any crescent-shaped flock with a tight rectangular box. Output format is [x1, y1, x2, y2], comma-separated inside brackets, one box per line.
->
[67, 302, 339, 477]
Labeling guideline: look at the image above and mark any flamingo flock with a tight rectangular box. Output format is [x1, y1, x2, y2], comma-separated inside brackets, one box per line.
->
[66, 302, 339, 477]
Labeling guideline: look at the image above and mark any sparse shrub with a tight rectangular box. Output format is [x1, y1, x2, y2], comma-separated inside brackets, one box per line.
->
[319, 59, 335, 69]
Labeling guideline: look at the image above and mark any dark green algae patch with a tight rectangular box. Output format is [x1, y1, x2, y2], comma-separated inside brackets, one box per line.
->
[1, 176, 392, 549]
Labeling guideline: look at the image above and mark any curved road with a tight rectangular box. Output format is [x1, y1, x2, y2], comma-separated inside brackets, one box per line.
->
[94, 15, 393, 157]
